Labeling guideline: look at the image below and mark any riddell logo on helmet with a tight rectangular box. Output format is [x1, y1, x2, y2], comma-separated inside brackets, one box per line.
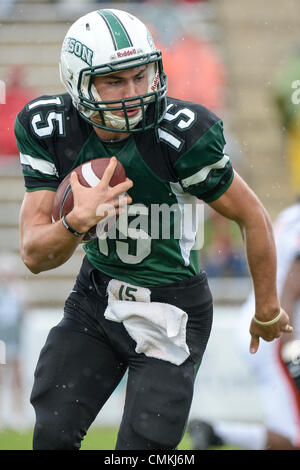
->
[151, 73, 159, 91]
[117, 49, 137, 58]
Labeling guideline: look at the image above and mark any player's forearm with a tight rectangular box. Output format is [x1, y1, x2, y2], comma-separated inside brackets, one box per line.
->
[21, 218, 82, 274]
[242, 207, 280, 319]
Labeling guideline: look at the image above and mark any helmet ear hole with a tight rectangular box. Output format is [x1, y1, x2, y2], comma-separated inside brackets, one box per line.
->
[67, 67, 73, 80]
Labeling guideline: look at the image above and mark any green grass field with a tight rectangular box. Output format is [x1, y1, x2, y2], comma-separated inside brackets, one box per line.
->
[0, 427, 194, 450]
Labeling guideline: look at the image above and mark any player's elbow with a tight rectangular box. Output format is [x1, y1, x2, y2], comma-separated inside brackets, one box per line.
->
[20, 242, 42, 274]
[21, 253, 41, 274]
[26, 263, 41, 275]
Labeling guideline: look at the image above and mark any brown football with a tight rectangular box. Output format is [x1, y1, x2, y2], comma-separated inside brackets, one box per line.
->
[52, 158, 127, 242]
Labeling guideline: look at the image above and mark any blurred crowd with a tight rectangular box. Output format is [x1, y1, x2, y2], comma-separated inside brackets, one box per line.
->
[0, 254, 28, 430]
[0, 0, 211, 15]
[0, 65, 36, 159]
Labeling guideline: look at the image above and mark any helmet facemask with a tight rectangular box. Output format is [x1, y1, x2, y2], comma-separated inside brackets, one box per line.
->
[75, 52, 167, 133]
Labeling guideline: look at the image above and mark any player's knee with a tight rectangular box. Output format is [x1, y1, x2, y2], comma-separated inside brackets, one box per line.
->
[117, 400, 186, 450]
[117, 423, 182, 450]
[119, 401, 188, 450]
[121, 363, 194, 449]
[32, 415, 82, 450]
[134, 413, 184, 449]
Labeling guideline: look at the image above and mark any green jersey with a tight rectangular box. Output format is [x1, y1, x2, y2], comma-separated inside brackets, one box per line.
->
[15, 94, 233, 286]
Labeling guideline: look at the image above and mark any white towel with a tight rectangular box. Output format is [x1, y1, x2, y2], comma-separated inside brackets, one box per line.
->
[104, 279, 190, 366]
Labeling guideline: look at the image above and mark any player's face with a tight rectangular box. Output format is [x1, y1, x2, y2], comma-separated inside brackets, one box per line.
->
[93, 65, 148, 119]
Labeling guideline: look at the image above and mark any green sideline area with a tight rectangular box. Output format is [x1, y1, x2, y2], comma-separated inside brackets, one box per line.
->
[0, 427, 196, 451]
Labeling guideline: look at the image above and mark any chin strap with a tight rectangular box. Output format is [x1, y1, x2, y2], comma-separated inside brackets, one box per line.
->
[102, 108, 143, 130]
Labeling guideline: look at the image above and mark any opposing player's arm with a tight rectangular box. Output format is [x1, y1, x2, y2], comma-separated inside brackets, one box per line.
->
[209, 170, 292, 352]
[280, 256, 300, 341]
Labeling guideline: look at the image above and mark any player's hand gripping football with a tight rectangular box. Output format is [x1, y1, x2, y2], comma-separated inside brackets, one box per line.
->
[67, 157, 133, 234]
[249, 307, 293, 354]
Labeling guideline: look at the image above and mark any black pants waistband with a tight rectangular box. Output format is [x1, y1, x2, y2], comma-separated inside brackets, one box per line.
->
[75, 256, 212, 310]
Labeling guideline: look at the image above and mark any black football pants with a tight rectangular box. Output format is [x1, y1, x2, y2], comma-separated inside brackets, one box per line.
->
[30, 257, 213, 450]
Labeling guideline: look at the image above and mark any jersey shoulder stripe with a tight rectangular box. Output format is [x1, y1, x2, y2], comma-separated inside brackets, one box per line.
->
[15, 113, 60, 190]
[157, 97, 233, 202]
[133, 97, 224, 182]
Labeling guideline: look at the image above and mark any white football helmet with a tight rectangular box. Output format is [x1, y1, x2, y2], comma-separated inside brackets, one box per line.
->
[60, 9, 167, 133]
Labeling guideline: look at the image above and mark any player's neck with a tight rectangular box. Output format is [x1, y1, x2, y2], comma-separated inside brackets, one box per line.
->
[92, 125, 130, 143]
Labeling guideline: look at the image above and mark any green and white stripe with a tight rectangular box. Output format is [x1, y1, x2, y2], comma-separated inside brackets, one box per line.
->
[20, 153, 58, 176]
[181, 155, 230, 190]
[169, 182, 199, 267]
[27, 97, 62, 111]
[98, 9, 133, 50]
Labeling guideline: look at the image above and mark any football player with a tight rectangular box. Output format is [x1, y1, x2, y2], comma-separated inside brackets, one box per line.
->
[15, 9, 292, 450]
[188, 201, 300, 450]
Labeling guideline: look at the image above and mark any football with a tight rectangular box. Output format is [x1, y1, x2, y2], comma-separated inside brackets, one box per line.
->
[52, 158, 127, 242]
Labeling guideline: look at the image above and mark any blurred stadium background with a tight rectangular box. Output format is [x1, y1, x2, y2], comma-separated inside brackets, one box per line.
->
[0, 0, 300, 450]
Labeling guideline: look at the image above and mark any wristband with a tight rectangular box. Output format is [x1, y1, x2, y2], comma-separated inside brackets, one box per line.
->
[62, 215, 85, 238]
[253, 308, 283, 326]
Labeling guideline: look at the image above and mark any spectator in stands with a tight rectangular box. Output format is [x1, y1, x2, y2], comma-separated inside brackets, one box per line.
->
[0, 65, 36, 159]
[0, 253, 27, 429]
